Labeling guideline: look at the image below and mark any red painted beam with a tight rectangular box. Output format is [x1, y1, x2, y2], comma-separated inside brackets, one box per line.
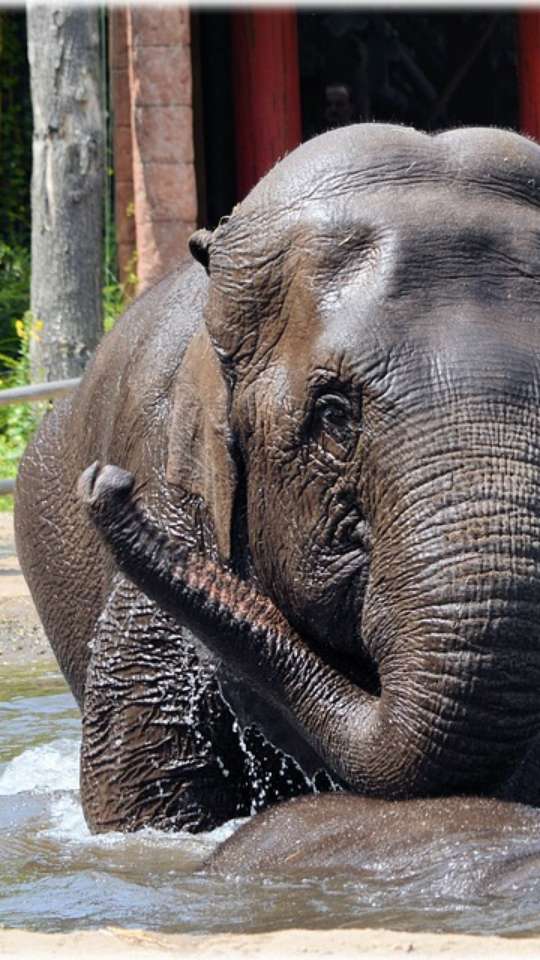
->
[231, 9, 302, 200]
[518, 11, 540, 141]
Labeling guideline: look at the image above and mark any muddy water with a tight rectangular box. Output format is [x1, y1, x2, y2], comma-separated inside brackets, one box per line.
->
[2, 662, 540, 937]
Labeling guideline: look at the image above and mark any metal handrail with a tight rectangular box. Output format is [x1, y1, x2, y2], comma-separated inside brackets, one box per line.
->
[0, 378, 81, 406]
[0, 377, 81, 496]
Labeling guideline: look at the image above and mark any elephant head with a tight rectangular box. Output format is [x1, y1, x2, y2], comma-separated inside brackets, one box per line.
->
[83, 124, 540, 805]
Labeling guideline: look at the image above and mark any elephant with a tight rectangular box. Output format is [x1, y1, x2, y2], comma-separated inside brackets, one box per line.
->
[206, 793, 540, 893]
[15, 122, 540, 838]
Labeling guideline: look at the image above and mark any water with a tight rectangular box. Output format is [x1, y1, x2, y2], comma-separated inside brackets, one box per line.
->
[2, 661, 540, 936]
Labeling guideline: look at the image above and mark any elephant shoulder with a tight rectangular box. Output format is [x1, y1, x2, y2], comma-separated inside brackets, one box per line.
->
[61, 260, 208, 465]
[81, 259, 208, 414]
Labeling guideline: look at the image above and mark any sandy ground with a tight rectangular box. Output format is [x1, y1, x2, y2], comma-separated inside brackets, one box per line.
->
[2, 514, 540, 958]
[0, 512, 49, 666]
[2, 926, 540, 959]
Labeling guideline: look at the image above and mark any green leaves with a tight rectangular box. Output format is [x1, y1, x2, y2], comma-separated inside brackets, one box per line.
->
[0, 243, 31, 370]
[0, 12, 31, 250]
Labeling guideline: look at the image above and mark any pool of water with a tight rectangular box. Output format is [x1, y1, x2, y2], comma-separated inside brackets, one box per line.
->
[2, 661, 540, 937]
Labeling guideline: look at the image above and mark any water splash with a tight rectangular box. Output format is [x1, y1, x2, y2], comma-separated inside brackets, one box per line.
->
[44, 791, 246, 850]
[45, 793, 91, 842]
[0, 738, 80, 795]
[0, 735, 247, 858]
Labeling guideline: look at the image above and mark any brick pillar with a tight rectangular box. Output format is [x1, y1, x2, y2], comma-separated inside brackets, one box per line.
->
[109, 9, 136, 289]
[519, 12, 540, 142]
[126, 7, 197, 291]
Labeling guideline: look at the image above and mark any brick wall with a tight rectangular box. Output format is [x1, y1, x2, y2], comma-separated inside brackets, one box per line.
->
[111, 6, 197, 293]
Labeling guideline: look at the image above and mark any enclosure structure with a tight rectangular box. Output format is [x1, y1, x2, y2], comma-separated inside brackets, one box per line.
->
[111, 8, 538, 290]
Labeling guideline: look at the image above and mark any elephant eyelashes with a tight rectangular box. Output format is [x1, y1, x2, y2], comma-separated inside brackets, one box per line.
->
[311, 393, 358, 459]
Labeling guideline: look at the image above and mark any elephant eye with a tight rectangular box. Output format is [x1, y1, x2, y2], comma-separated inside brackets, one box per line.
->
[315, 394, 350, 428]
[311, 393, 357, 456]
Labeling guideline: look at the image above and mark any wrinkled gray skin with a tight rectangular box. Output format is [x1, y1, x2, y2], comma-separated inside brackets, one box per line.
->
[208, 794, 540, 896]
[15, 123, 540, 836]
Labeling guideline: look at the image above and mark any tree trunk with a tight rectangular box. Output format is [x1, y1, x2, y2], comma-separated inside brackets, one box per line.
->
[27, 5, 104, 381]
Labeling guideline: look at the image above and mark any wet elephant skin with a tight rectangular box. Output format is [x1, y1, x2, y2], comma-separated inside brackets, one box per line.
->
[208, 794, 540, 898]
[15, 123, 540, 834]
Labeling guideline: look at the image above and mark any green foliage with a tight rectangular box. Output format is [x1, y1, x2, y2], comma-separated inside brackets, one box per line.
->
[102, 275, 125, 333]
[0, 244, 37, 510]
[103, 252, 137, 333]
[0, 12, 32, 372]
[0, 312, 46, 511]
[0, 13, 39, 508]
[0, 243, 31, 368]
[0, 12, 31, 249]
[102, 213, 136, 333]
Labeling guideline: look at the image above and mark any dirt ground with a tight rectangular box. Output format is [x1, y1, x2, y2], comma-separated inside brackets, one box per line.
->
[2, 513, 540, 959]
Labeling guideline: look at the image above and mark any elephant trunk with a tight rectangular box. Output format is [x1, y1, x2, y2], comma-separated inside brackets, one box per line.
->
[359, 450, 540, 798]
[77, 463, 427, 796]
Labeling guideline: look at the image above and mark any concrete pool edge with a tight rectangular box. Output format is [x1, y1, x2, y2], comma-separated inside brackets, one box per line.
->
[1, 927, 540, 959]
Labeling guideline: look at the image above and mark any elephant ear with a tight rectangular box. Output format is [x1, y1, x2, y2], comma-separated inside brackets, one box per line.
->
[166, 328, 236, 559]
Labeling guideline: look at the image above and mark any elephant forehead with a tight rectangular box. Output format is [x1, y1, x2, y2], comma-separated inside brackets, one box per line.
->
[216, 188, 540, 400]
[210, 126, 540, 379]
[215, 176, 540, 309]
[301, 197, 540, 403]
[285, 190, 540, 348]
[307, 185, 540, 268]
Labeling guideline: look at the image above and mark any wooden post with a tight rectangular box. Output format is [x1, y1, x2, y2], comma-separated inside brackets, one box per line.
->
[518, 12, 540, 141]
[231, 9, 301, 200]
